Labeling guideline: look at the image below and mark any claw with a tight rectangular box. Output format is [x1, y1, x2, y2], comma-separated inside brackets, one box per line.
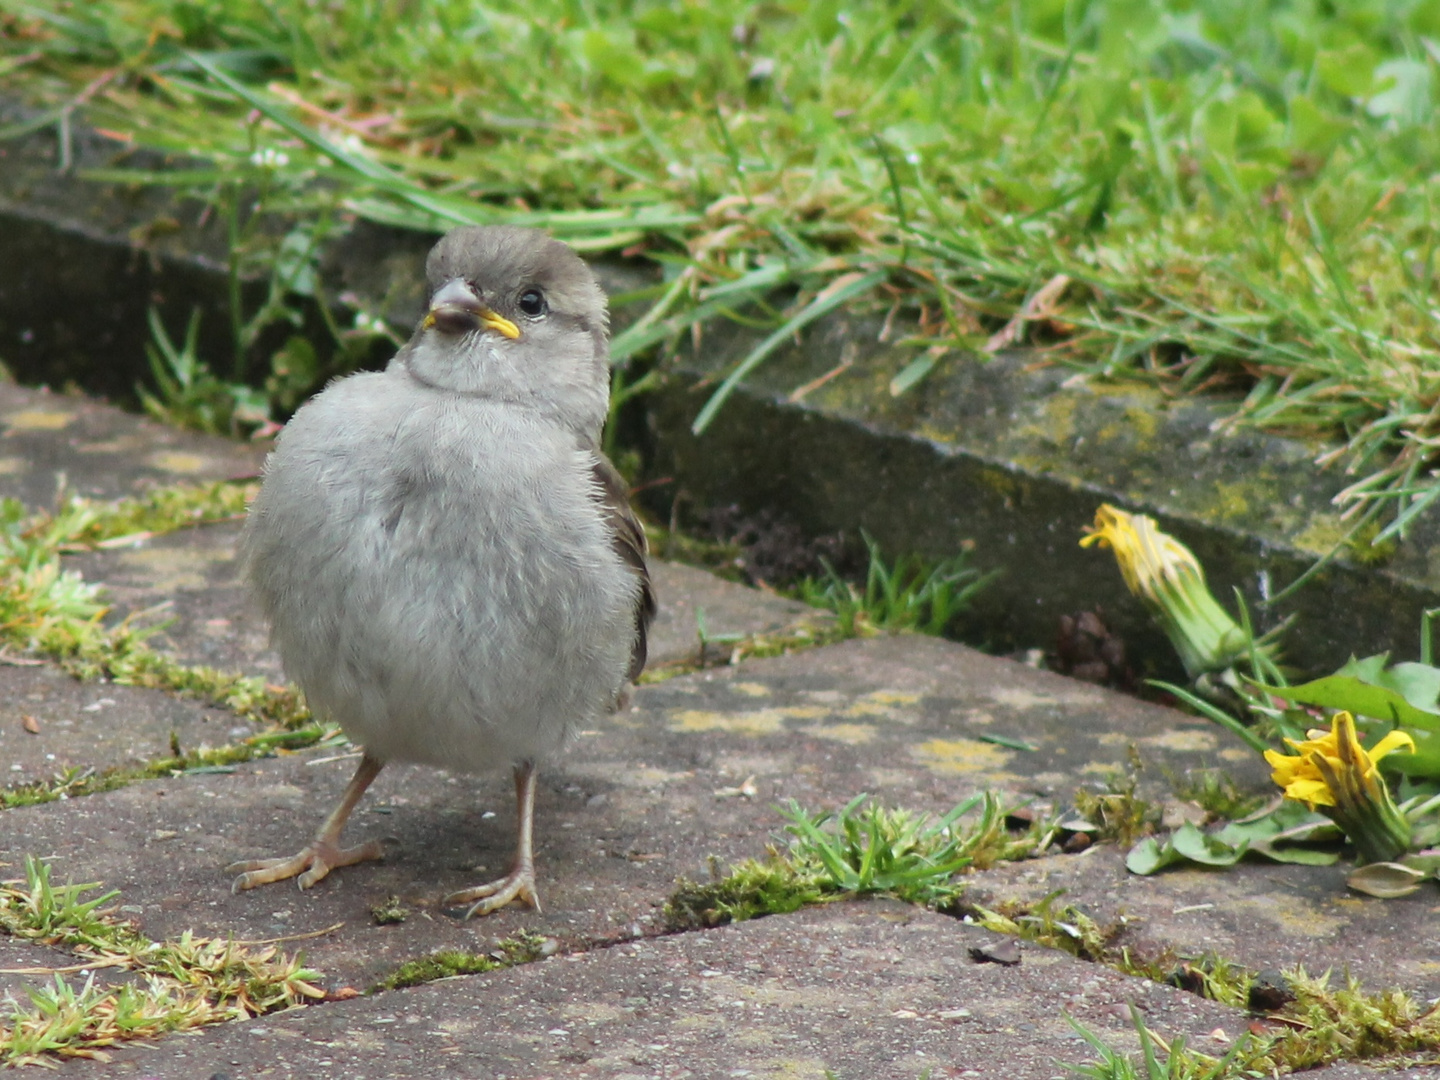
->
[225, 754, 385, 895]
[444, 760, 542, 918]
[227, 838, 386, 893]
[443, 866, 541, 918]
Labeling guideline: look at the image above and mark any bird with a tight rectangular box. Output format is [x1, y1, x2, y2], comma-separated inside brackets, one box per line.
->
[227, 224, 655, 917]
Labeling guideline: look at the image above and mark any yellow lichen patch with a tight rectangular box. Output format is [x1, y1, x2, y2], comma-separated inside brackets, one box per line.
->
[5, 409, 74, 432]
[146, 451, 211, 474]
[1141, 729, 1219, 753]
[732, 682, 771, 697]
[989, 686, 1079, 710]
[669, 705, 827, 735]
[800, 722, 877, 745]
[120, 546, 229, 591]
[865, 690, 922, 706]
[76, 435, 147, 455]
[1229, 893, 1348, 939]
[0, 456, 25, 475]
[1123, 404, 1160, 441]
[841, 689, 923, 723]
[911, 737, 1017, 779]
[1219, 747, 1253, 763]
[765, 1056, 831, 1079]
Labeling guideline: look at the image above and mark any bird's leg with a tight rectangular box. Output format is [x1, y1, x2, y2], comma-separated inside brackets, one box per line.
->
[227, 753, 387, 892]
[444, 760, 541, 918]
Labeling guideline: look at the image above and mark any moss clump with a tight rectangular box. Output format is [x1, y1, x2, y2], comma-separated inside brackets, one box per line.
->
[371, 950, 499, 991]
[369, 896, 409, 925]
[664, 857, 822, 931]
[370, 931, 552, 992]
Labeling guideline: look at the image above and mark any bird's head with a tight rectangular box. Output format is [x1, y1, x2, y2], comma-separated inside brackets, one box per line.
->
[399, 225, 611, 439]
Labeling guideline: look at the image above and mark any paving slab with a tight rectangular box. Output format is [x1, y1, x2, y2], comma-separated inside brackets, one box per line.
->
[0, 660, 255, 784]
[47, 900, 1245, 1080]
[0, 379, 265, 507]
[965, 845, 1440, 1002]
[64, 520, 826, 677]
[0, 634, 1268, 993]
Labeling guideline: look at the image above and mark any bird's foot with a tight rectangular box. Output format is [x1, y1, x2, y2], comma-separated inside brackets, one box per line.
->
[443, 865, 540, 919]
[226, 838, 386, 893]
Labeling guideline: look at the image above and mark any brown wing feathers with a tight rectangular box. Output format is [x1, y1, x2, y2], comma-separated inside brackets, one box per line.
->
[590, 456, 656, 682]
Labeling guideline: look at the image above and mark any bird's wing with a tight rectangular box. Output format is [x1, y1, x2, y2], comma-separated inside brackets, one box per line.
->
[591, 454, 656, 682]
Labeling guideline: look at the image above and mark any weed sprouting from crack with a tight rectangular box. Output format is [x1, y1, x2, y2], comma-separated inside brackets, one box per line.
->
[1165, 768, 1264, 824]
[970, 893, 1440, 1076]
[0, 857, 322, 1065]
[1064, 1003, 1259, 1080]
[664, 792, 1059, 931]
[794, 532, 995, 639]
[1071, 747, 1162, 848]
[0, 724, 342, 811]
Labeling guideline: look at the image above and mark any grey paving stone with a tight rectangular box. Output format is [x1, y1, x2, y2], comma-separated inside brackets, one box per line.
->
[47, 900, 1245, 1080]
[0, 380, 264, 508]
[966, 845, 1440, 1002]
[0, 634, 1268, 993]
[0, 661, 256, 784]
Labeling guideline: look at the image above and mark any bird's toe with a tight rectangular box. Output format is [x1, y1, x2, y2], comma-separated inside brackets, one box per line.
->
[444, 867, 540, 918]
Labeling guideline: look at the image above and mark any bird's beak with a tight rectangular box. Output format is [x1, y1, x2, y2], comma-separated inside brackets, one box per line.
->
[423, 278, 521, 340]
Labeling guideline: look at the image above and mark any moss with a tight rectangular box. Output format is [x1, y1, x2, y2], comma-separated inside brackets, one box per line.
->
[664, 857, 822, 931]
[64, 480, 257, 548]
[370, 950, 500, 991]
[369, 896, 409, 925]
[1345, 519, 1398, 566]
[1071, 746, 1161, 847]
[1, 724, 334, 810]
[370, 931, 551, 992]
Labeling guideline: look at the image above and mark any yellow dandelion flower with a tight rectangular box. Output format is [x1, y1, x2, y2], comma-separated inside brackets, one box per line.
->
[1264, 712, 1414, 865]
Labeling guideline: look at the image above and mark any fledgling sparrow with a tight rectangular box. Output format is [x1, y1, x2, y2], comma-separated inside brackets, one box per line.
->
[229, 224, 654, 916]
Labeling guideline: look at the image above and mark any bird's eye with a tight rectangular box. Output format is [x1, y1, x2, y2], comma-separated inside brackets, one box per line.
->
[518, 289, 547, 318]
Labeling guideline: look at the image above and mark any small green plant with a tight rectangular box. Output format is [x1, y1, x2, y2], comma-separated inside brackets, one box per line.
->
[1167, 769, 1264, 823]
[1063, 1003, 1257, 1080]
[781, 794, 979, 906]
[138, 307, 270, 436]
[0, 858, 322, 1064]
[796, 533, 993, 637]
[667, 792, 1057, 929]
[1073, 748, 1161, 848]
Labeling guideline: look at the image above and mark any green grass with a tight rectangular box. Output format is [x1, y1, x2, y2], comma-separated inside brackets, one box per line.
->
[796, 532, 994, 637]
[664, 791, 1059, 928]
[2, 1, 1439, 549]
[0, 857, 323, 1064]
